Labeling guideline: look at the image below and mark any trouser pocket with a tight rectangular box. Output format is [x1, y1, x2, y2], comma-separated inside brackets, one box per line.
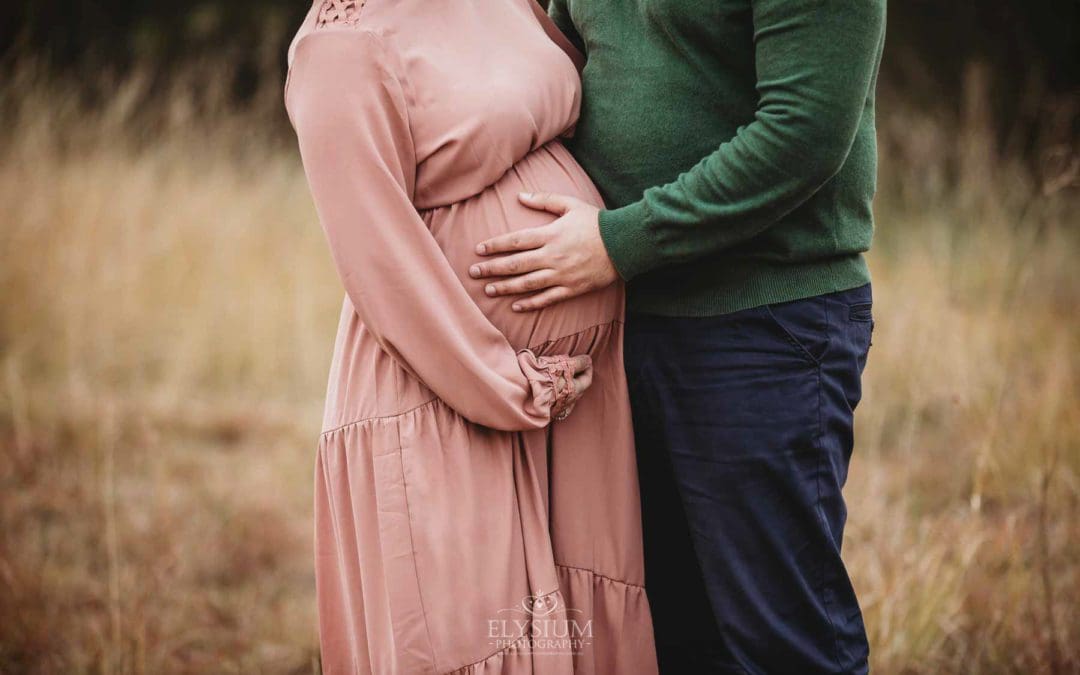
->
[762, 294, 831, 366]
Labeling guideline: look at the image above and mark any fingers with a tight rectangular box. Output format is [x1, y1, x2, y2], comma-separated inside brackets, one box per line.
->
[474, 192, 583, 255]
[481, 270, 558, 297]
[569, 354, 591, 376]
[552, 354, 591, 420]
[572, 367, 593, 397]
[517, 192, 580, 216]
[475, 225, 549, 256]
[517, 192, 581, 217]
[571, 354, 592, 397]
[510, 286, 576, 312]
[470, 250, 548, 279]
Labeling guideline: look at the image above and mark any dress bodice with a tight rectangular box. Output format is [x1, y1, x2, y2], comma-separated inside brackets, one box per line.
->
[288, 0, 583, 209]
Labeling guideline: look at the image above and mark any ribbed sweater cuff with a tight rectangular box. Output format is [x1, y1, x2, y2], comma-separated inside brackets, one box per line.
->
[598, 200, 656, 282]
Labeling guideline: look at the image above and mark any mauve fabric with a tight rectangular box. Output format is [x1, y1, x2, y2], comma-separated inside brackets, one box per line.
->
[285, 1, 656, 673]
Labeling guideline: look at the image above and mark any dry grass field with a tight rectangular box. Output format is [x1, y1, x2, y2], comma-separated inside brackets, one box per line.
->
[0, 61, 1077, 674]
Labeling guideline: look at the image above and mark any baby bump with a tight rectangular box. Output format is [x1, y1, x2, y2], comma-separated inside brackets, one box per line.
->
[423, 141, 623, 352]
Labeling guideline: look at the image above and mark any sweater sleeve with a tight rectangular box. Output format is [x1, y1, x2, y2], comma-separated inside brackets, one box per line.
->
[286, 29, 589, 431]
[597, 0, 886, 281]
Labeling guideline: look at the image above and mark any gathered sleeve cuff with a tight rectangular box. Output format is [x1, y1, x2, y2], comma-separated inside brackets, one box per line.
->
[517, 351, 591, 422]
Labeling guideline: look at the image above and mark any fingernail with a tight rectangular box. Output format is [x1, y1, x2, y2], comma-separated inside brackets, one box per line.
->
[519, 192, 532, 199]
[469, 265, 480, 277]
[475, 243, 486, 254]
[485, 284, 496, 296]
[512, 304, 522, 312]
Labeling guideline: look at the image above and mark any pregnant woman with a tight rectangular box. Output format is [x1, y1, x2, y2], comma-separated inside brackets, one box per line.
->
[285, 1, 656, 673]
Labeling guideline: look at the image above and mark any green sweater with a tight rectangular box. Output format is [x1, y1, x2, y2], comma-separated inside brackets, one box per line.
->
[549, 0, 887, 316]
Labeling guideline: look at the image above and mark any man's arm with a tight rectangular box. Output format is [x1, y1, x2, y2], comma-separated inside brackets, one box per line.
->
[599, 0, 887, 280]
[472, 0, 886, 309]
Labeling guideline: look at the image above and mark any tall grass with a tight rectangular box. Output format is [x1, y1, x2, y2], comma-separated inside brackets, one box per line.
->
[0, 59, 1077, 673]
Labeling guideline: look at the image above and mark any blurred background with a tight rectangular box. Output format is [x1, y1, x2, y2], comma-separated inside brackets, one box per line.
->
[0, 1, 1077, 673]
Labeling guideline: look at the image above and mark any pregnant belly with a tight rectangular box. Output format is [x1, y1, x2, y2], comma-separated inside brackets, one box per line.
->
[422, 141, 623, 351]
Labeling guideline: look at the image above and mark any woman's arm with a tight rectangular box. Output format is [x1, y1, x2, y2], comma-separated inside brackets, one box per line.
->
[286, 29, 589, 431]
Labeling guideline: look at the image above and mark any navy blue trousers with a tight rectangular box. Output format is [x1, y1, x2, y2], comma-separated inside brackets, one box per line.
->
[625, 284, 873, 675]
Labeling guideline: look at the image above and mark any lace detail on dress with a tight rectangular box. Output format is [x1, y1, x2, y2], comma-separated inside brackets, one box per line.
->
[316, 0, 367, 28]
[538, 356, 579, 420]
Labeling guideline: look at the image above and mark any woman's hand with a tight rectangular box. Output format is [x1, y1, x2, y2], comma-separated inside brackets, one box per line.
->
[563, 354, 594, 400]
[519, 352, 594, 422]
[549, 354, 593, 420]
[469, 192, 620, 311]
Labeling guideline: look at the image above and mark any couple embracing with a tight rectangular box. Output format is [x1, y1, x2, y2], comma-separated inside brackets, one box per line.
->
[285, 0, 885, 672]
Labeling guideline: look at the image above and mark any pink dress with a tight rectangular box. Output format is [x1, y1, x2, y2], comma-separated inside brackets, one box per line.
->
[285, 1, 657, 673]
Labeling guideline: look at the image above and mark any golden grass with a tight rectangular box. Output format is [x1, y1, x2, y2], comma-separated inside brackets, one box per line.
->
[0, 62, 1077, 673]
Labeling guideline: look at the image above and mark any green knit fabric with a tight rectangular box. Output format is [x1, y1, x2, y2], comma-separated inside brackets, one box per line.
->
[549, 0, 887, 316]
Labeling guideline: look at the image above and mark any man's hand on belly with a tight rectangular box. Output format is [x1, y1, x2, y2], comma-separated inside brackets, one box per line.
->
[469, 192, 619, 312]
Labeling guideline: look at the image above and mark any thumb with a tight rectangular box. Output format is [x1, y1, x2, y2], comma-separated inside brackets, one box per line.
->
[518, 191, 580, 216]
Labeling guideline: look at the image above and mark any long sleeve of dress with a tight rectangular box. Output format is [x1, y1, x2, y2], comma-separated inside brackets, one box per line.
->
[286, 29, 586, 432]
